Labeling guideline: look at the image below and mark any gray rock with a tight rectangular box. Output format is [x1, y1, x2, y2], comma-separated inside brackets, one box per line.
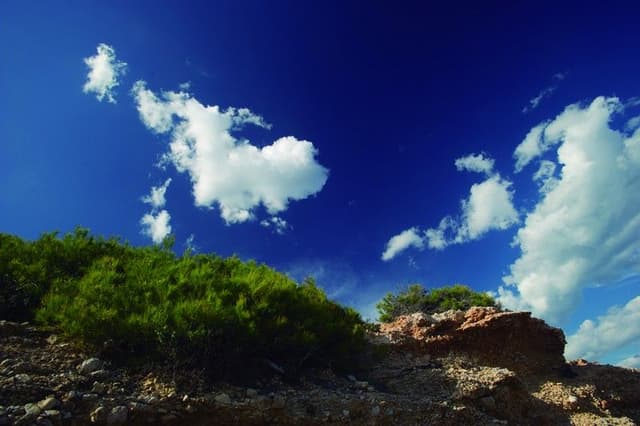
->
[43, 409, 61, 419]
[246, 388, 258, 398]
[91, 382, 106, 394]
[82, 393, 99, 402]
[371, 405, 381, 416]
[23, 403, 41, 417]
[78, 358, 103, 375]
[13, 373, 31, 383]
[89, 369, 110, 379]
[214, 393, 232, 405]
[107, 406, 128, 424]
[66, 390, 80, 401]
[37, 397, 60, 411]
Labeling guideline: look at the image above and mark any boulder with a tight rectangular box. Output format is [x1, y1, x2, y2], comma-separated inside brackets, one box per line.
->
[379, 307, 567, 375]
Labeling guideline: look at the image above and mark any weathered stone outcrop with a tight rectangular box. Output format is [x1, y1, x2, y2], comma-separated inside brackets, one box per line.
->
[378, 307, 567, 375]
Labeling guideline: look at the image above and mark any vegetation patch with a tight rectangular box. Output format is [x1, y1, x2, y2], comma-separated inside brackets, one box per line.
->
[1, 229, 365, 374]
[377, 283, 498, 322]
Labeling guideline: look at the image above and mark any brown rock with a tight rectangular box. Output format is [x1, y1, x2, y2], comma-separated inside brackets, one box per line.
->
[379, 307, 567, 375]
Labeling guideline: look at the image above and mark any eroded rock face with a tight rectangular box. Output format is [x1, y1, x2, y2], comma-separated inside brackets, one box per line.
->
[378, 307, 567, 375]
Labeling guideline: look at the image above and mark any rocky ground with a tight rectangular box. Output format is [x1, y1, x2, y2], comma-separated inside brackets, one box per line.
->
[1, 308, 638, 425]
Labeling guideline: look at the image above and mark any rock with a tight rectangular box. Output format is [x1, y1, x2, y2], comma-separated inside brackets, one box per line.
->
[90, 406, 107, 423]
[214, 393, 232, 405]
[23, 403, 41, 417]
[91, 382, 106, 394]
[78, 358, 103, 375]
[43, 409, 61, 419]
[65, 390, 80, 401]
[564, 394, 578, 410]
[379, 307, 567, 375]
[13, 373, 31, 383]
[107, 406, 128, 424]
[371, 405, 381, 416]
[82, 393, 99, 402]
[90, 369, 110, 379]
[246, 388, 258, 398]
[38, 397, 60, 411]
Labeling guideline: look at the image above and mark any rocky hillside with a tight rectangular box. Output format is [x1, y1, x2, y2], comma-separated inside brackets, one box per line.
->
[1, 308, 639, 425]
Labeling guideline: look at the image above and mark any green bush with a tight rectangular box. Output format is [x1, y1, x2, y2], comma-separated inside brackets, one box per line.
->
[0, 229, 366, 372]
[376, 283, 498, 322]
[0, 228, 125, 321]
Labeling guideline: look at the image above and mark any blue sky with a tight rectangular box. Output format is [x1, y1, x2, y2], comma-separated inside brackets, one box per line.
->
[1, 2, 639, 367]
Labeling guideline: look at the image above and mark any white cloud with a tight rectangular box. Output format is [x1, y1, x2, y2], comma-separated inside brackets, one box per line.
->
[383, 154, 518, 259]
[142, 178, 172, 209]
[522, 73, 566, 114]
[532, 160, 558, 194]
[381, 227, 425, 261]
[423, 174, 518, 250]
[619, 355, 640, 369]
[456, 175, 519, 241]
[83, 43, 127, 103]
[455, 152, 495, 175]
[499, 96, 640, 323]
[565, 296, 640, 361]
[132, 81, 328, 224]
[513, 121, 553, 172]
[523, 86, 556, 113]
[260, 216, 290, 234]
[140, 210, 172, 244]
[626, 115, 640, 131]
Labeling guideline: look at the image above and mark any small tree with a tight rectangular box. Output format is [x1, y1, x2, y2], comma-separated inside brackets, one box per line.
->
[376, 283, 497, 322]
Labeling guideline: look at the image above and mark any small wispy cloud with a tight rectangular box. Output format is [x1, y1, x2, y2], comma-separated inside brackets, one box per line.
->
[140, 210, 172, 244]
[83, 43, 127, 103]
[140, 179, 173, 244]
[260, 216, 291, 235]
[141, 178, 172, 209]
[522, 72, 567, 114]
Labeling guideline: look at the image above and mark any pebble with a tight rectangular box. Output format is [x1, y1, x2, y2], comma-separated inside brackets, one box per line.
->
[82, 393, 99, 402]
[214, 393, 232, 405]
[371, 405, 381, 416]
[37, 397, 60, 411]
[91, 382, 106, 394]
[78, 358, 103, 375]
[13, 373, 31, 383]
[23, 403, 41, 417]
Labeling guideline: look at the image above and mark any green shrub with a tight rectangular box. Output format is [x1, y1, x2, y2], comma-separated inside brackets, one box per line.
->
[0, 229, 368, 372]
[376, 283, 498, 322]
